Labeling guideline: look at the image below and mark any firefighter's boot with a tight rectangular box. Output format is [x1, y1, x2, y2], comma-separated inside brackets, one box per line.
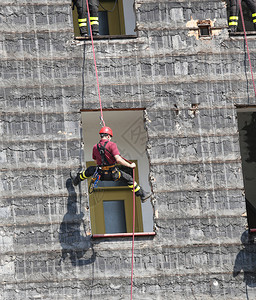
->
[135, 187, 152, 203]
[140, 190, 152, 203]
[228, 25, 237, 33]
[70, 171, 81, 186]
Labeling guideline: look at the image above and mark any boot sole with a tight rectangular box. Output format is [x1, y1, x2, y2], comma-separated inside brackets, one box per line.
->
[141, 194, 152, 203]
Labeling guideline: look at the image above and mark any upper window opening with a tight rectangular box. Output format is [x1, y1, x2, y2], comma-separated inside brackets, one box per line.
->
[227, 0, 256, 34]
[72, 0, 136, 39]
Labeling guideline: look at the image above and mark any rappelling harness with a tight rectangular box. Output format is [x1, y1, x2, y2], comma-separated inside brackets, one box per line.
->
[89, 140, 121, 194]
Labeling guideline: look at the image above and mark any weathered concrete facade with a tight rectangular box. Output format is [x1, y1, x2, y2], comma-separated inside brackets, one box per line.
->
[1, 0, 255, 299]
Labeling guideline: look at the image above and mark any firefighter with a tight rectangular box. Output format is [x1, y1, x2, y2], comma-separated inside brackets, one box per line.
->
[228, 0, 256, 32]
[72, 0, 99, 37]
[70, 126, 152, 203]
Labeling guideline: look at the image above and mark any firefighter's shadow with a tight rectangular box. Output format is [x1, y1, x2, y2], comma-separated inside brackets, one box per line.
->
[233, 230, 256, 288]
[59, 178, 95, 266]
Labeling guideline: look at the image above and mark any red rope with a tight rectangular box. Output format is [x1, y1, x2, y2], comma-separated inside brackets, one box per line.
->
[130, 167, 136, 300]
[85, 0, 136, 294]
[85, 0, 105, 126]
[238, 0, 256, 97]
[121, 157, 136, 299]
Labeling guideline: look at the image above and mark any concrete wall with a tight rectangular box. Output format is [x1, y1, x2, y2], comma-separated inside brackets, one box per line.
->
[1, 0, 256, 299]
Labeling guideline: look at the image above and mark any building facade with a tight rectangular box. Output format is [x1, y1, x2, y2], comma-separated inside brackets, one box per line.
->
[1, 0, 256, 299]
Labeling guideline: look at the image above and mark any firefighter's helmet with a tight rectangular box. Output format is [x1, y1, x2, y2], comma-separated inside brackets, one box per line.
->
[99, 126, 113, 137]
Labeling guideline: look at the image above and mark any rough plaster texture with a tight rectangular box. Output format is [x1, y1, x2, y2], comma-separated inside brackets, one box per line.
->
[1, 0, 255, 299]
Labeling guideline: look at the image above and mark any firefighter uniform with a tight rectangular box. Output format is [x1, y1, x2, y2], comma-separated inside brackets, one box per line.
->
[229, 0, 256, 32]
[72, 0, 99, 36]
[70, 127, 151, 203]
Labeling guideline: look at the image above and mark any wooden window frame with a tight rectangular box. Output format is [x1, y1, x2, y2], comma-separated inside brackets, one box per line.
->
[86, 160, 144, 235]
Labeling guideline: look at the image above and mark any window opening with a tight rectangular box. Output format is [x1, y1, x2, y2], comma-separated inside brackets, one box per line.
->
[227, 0, 256, 34]
[99, 11, 109, 35]
[197, 20, 212, 38]
[72, 0, 136, 38]
[81, 109, 153, 235]
[237, 107, 256, 232]
[103, 200, 127, 233]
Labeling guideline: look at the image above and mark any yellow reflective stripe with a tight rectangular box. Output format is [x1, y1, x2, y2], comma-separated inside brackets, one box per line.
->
[128, 184, 140, 192]
[252, 13, 256, 17]
[229, 21, 238, 26]
[134, 186, 140, 192]
[79, 171, 87, 180]
[114, 172, 121, 181]
[79, 23, 87, 27]
[253, 19, 256, 23]
[229, 16, 238, 20]
[90, 17, 98, 20]
[90, 21, 99, 25]
[78, 18, 87, 22]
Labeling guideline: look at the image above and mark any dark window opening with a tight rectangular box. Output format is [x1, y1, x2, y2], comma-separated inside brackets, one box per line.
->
[99, 11, 109, 35]
[199, 26, 211, 37]
[197, 21, 212, 38]
[237, 107, 256, 232]
[103, 200, 127, 234]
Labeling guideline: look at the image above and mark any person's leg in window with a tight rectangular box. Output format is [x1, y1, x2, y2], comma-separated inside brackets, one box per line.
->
[73, 0, 88, 37]
[89, 0, 100, 35]
[70, 166, 97, 186]
[113, 168, 151, 203]
[229, 0, 239, 32]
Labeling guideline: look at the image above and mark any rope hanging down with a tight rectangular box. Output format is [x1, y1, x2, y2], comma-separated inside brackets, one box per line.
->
[85, 0, 105, 126]
[120, 157, 136, 300]
[130, 167, 136, 300]
[238, 0, 256, 97]
[85, 3, 136, 297]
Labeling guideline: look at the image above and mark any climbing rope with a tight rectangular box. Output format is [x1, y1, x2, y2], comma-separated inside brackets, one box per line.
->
[85, 3, 136, 296]
[85, 0, 105, 126]
[121, 157, 136, 300]
[130, 167, 136, 300]
[238, 0, 256, 97]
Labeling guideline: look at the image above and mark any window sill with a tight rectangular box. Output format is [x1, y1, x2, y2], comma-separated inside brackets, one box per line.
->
[229, 31, 256, 36]
[74, 34, 137, 40]
[92, 232, 156, 239]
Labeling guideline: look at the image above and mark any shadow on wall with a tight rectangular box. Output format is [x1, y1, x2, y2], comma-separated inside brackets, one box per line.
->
[233, 231, 256, 291]
[59, 178, 95, 266]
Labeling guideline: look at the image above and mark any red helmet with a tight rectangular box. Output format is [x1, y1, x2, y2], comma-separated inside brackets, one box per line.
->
[99, 126, 113, 137]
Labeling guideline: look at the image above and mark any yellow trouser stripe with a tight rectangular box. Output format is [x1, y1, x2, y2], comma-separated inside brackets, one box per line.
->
[79, 171, 88, 180]
[253, 19, 256, 23]
[229, 21, 238, 26]
[79, 23, 87, 27]
[229, 16, 238, 20]
[128, 184, 140, 192]
[78, 18, 87, 22]
[90, 17, 98, 20]
[114, 172, 121, 181]
[252, 13, 256, 17]
[90, 21, 99, 25]
[134, 186, 140, 192]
